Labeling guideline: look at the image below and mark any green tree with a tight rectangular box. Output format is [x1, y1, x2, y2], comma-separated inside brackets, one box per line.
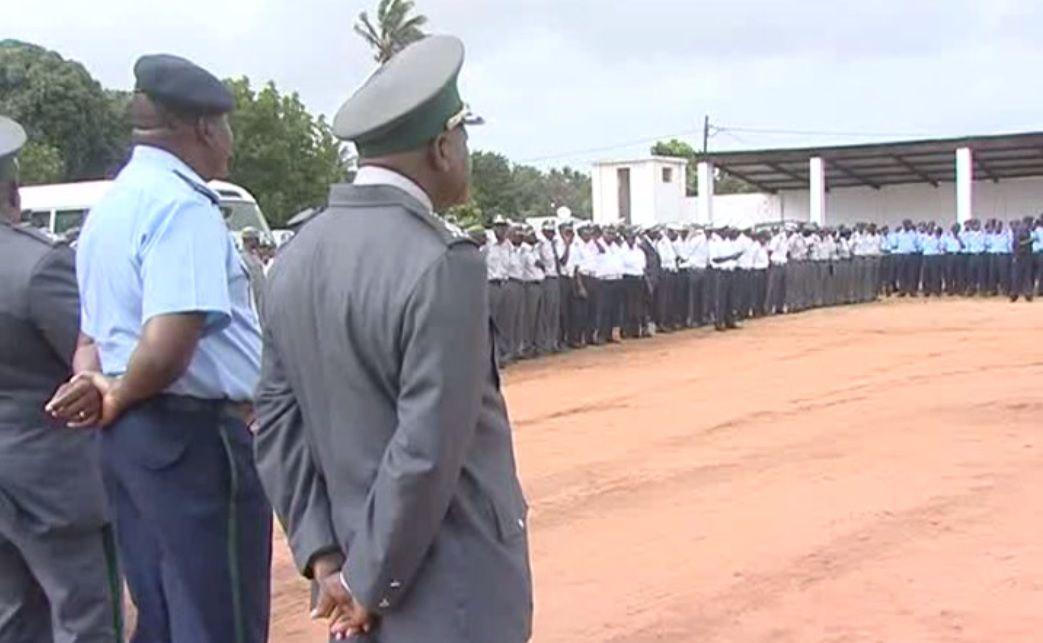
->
[18, 141, 65, 185]
[0, 40, 129, 181]
[544, 166, 591, 219]
[226, 78, 349, 227]
[354, 0, 428, 64]
[470, 150, 515, 220]
[651, 138, 759, 196]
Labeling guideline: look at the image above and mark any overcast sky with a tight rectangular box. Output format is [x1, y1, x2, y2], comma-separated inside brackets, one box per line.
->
[8, 0, 1043, 169]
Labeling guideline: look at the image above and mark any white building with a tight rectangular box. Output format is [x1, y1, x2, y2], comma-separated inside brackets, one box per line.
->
[593, 132, 1043, 229]
[591, 157, 688, 227]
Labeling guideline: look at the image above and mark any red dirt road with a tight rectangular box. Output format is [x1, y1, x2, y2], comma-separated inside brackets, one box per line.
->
[269, 298, 1043, 642]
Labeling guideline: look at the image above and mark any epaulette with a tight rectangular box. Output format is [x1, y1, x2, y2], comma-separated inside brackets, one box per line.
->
[173, 169, 219, 206]
[10, 222, 62, 246]
[411, 208, 477, 248]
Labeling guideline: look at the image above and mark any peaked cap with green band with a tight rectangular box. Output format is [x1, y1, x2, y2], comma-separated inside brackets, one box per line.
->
[0, 116, 27, 181]
[334, 35, 482, 157]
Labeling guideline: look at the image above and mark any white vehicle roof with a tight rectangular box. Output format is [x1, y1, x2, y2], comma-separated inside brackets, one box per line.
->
[19, 178, 259, 212]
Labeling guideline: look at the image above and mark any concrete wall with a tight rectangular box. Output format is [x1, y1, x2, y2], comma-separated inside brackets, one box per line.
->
[778, 176, 1043, 227]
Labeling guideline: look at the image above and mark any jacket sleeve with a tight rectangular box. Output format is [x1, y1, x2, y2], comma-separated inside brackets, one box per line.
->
[28, 245, 80, 367]
[254, 323, 339, 578]
[343, 243, 487, 613]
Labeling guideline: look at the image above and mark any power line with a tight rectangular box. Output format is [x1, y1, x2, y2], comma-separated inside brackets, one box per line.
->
[516, 129, 699, 164]
[714, 124, 933, 139]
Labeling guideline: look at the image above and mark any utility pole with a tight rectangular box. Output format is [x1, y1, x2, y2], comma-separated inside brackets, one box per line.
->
[702, 115, 710, 155]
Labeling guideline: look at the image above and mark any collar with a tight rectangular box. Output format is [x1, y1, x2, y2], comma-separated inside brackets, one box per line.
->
[131, 145, 220, 203]
[353, 166, 434, 213]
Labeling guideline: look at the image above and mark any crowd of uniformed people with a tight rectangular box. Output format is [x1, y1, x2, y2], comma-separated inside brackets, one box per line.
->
[475, 215, 1043, 364]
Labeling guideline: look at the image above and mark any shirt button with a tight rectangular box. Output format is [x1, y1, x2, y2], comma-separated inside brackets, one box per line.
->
[390, 580, 401, 589]
[517, 518, 525, 529]
[379, 598, 390, 609]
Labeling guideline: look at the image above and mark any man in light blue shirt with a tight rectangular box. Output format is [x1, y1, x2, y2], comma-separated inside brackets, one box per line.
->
[960, 219, 986, 295]
[49, 54, 271, 643]
[985, 220, 1012, 295]
[941, 223, 963, 295]
[921, 225, 944, 296]
[894, 220, 921, 296]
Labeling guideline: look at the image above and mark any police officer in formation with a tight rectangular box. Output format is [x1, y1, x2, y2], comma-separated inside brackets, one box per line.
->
[1, 116, 121, 642]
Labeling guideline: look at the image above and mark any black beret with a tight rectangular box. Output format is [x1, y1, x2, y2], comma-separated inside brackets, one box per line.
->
[134, 54, 234, 115]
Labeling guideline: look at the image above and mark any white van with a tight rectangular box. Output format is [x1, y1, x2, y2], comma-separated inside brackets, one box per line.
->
[18, 179, 273, 245]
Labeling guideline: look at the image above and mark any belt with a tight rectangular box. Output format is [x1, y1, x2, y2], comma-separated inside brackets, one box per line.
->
[153, 394, 254, 426]
[488, 279, 506, 285]
[544, 275, 559, 279]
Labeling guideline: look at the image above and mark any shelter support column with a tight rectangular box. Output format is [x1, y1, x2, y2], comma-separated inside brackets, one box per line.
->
[956, 147, 973, 224]
[809, 156, 825, 226]
[697, 161, 714, 225]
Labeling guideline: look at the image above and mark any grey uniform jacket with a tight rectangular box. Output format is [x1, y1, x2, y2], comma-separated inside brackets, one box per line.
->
[0, 223, 108, 536]
[255, 184, 533, 642]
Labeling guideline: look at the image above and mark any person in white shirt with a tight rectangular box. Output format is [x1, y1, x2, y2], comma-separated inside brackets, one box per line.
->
[766, 226, 789, 315]
[505, 223, 528, 362]
[709, 227, 743, 331]
[554, 221, 575, 349]
[688, 227, 711, 326]
[620, 227, 649, 338]
[518, 226, 544, 359]
[655, 227, 680, 332]
[673, 225, 694, 328]
[535, 221, 561, 355]
[735, 228, 756, 320]
[751, 232, 771, 317]
[594, 226, 625, 344]
[575, 223, 600, 346]
[559, 221, 591, 348]
[787, 229, 810, 312]
[485, 217, 515, 362]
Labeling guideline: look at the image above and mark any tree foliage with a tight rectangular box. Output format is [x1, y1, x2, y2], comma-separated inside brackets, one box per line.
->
[226, 78, 349, 227]
[467, 150, 591, 224]
[354, 0, 428, 64]
[0, 40, 129, 184]
[651, 138, 759, 196]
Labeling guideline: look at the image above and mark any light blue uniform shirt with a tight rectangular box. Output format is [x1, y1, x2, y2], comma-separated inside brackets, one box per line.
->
[77, 145, 262, 401]
[1033, 229, 1043, 253]
[884, 231, 899, 253]
[894, 230, 919, 254]
[960, 230, 986, 254]
[921, 235, 943, 256]
[941, 232, 962, 254]
[986, 231, 1011, 254]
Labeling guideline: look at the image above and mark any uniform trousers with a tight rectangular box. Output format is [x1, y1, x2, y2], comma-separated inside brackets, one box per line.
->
[655, 271, 678, 330]
[1034, 254, 1043, 295]
[880, 255, 895, 295]
[102, 396, 271, 643]
[537, 277, 561, 354]
[943, 255, 961, 295]
[1011, 255, 1035, 301]
[784, 261, 804, 312]
[596, 278, 622, 343]
[583, 275, 601, 344]
[502, 280, 525, 360]
[621, 275, 646, 338]
[487, 281, 512, 363]
[674, 270, 692, 327]
[766, 264, 787, 314]
[897, 254, 919, 296]
[988, 254, 1012, 295]
[689, 268, 710, 325]
[558, 276, 573, 348]
[713, 269, 736, 329]
[0, 523, 120, 643]
[567, 276, 590, 347]
[521, 281, 543, 357]
[922, 255, 944, 296]
[752, 269, 768, 316]
[965, 254, 985, 295]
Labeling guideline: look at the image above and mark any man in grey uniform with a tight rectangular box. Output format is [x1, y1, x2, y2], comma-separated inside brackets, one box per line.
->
[254, 36, 532, 642]
[0, 116, 120, 642]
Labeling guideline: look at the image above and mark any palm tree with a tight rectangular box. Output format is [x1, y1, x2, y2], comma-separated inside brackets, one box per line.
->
[354, 0, 428, 64]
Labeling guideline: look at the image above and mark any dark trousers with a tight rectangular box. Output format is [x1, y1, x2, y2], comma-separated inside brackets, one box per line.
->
[922, 255, 943, 296]
[558, 277, 573, 348]
[766, 264, 786, 314]
[752, 269, 768, 316]
[880, 255, 895, 295]
[943, 255, 961, 295]
[1011, 255, 1035, 301]
[897, 254, 919, 295]
[713, 270, 736, 329]
[596, 279, 622, 343]
[622, 275, 645, 338]
[583, 276, 601, 344]
[655, 272, 677, 330]
[988, 254, 1011, 295]
[965, 254, 985, 294]
[567, 277, 589, 347]
[689, 268, 709, 325]
[103, 396, 272, 643]
[488, 281, 511, 363]
[675, 270, 692, 327]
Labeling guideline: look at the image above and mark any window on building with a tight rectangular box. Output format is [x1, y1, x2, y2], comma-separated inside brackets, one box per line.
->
[662, 167, 673, 183]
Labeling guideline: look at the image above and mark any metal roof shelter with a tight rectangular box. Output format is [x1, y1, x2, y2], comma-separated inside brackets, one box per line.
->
[690, 131, 1043, 226]
[701, 131, 1043, 193]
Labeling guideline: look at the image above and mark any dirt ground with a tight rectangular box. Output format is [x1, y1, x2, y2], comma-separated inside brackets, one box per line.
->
[268, 298, 1043, 642]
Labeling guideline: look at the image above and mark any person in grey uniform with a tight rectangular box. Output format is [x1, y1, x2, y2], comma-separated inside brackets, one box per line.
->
[0, 116, 120, 642]
[536, 220, 561, 354]
[253, 36, 532, 642]
[240, 226, 267, 323]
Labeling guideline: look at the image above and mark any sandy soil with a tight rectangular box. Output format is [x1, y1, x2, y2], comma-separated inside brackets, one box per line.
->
[268, 298, 1043, 642]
